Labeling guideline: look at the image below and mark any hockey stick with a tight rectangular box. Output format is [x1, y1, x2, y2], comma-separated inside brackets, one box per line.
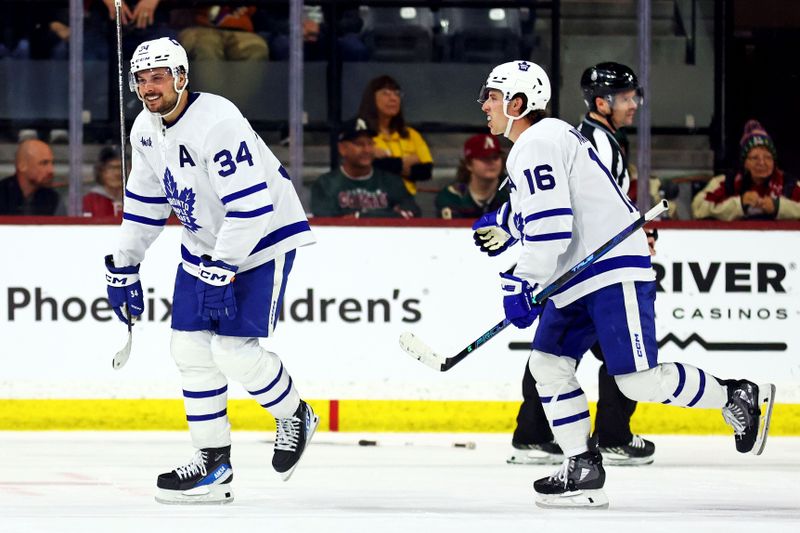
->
[399, 199, 668, 371]
[112, 0, 132, 370]
[113, 312, 133, 370]
[113, 0, 128, 194]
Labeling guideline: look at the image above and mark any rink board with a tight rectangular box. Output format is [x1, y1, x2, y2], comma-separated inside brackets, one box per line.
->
[0, 224, 798, 433]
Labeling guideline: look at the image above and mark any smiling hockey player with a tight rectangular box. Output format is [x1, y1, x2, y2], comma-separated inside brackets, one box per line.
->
[104, 37, 318, 504]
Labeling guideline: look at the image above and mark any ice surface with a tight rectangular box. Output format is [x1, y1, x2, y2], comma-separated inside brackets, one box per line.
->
[1, 432, 798, 533]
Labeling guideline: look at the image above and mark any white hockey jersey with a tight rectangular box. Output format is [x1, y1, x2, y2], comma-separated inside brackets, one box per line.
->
[115, 92, 314, 276]
[505, 117, 653, 307]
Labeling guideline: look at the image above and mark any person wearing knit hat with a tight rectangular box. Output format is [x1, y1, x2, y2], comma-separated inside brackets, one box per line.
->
[739, 119, 778, 163]
[435, 133, 510, 219]
[692, 119, 800, 220]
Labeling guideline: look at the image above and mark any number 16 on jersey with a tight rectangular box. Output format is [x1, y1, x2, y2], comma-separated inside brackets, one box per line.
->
[522, 165, 556, 194]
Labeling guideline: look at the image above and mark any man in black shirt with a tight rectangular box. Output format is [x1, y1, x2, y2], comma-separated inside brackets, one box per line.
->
[0, 139, 63, 215]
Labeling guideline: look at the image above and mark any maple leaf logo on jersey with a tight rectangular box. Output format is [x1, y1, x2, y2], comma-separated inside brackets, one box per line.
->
[513, 212, 524, 236]
[163, 167, 202, 233]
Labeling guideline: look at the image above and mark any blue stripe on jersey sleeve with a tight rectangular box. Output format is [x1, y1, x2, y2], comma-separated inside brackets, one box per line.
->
[125, 189, 168, 204]
[524, 208, 573, 223]
[181, 245, 201, 265]
[250, 221, 311, 255]
[225, 205, 274, 219]
[524, 232, 572, 242]
[123, 213, 168, 226]
[220, 182, 268, 205]
[180, 220, 311, 265]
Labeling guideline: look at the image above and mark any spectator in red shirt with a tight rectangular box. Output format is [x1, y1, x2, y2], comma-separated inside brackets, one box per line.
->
[82, 146, 123, 217]
[692, 120, 800, 220]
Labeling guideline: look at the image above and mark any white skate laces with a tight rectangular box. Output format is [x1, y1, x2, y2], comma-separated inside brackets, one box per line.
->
[275, 417, 301, 452]
[174, 450, 207, 480]
[630, 434, 646, 448]
[723, 402, 747, 434]
[548, 458, 572, 488]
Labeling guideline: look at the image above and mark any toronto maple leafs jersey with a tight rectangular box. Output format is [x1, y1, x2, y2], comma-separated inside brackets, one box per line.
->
[114, 92, 314, 277]
[505, 117, 653, 307]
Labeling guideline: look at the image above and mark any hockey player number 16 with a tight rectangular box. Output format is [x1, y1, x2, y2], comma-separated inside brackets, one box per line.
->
[214, 141, 255, 177]
[522, 165, 556, 194]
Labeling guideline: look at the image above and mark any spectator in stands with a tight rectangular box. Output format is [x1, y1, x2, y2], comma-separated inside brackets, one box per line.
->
[436, 133, 509, 219]
[255, 4, 367, 61]
[82, 146, 124, 217]
[178, 5, 268, 61]
[692, 120, 800, 220]
[0, 3, 66, 60]
[1, 2, 171, 62]
[95, 1, 177, 60]
[311, 117, 421, 218]
[0, 139, 63, 216]
[357, 75, 434, 195]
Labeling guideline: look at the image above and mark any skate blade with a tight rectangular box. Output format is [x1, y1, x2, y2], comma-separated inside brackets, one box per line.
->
[751, 383, 776, 456]
[535, 488, 609, 510]
[155, 484, 234, 505]
[280, 414, 320, 482]
[601, 455, 655, 467]
[507, 453, 564, 465]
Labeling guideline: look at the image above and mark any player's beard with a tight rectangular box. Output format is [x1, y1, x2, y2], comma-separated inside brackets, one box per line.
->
[145, 91, 179, 115]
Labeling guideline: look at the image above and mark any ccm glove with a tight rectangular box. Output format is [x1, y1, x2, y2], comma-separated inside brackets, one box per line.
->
[196, 255, 238, 320]
[472, 202, 518, 256]
[105, 254, 144, 324]
[500, 272, 542, 329]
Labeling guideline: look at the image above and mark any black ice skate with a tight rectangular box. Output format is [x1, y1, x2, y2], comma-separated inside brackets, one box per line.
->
[507, 440, 565, 465]
[272, 400, 320, 481]
[533, 446, 608, 509]
[598, 434, 655, 466]
[155, 446, 233, 505]
[722, 380, 776, 455]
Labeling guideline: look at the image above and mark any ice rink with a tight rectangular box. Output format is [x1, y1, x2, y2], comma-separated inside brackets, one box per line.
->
[1, 432, 798, 533]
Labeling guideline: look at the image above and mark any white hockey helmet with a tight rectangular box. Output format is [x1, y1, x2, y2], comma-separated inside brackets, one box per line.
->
[128, 37, 189, 93]
[478, 60, 550, 136]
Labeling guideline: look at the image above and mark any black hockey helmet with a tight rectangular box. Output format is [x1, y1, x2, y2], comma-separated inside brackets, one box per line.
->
[580, 62, 643, 110]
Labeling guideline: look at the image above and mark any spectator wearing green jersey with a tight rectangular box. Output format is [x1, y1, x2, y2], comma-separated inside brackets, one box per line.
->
[435, 133, 509, 219]
[311, 118, 421, 218]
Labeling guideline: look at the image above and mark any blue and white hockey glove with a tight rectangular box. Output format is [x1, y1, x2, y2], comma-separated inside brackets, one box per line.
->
[472, 202, 518, 257]
[196, 255, 238, 320]
[500, 272, 542, 329]
[105, 255, 144, 324]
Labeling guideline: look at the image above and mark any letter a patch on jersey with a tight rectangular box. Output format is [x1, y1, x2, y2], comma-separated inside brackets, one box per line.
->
[179, 145, 196, 167]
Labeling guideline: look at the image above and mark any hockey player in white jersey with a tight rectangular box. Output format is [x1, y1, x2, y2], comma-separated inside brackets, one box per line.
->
[508, 62, 656, 467]
[103, 38, 318, 504]
[474, 60, 775, 509]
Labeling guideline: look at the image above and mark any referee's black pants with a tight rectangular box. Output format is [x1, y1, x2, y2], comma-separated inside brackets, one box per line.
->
[512, 343, 637, 448]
